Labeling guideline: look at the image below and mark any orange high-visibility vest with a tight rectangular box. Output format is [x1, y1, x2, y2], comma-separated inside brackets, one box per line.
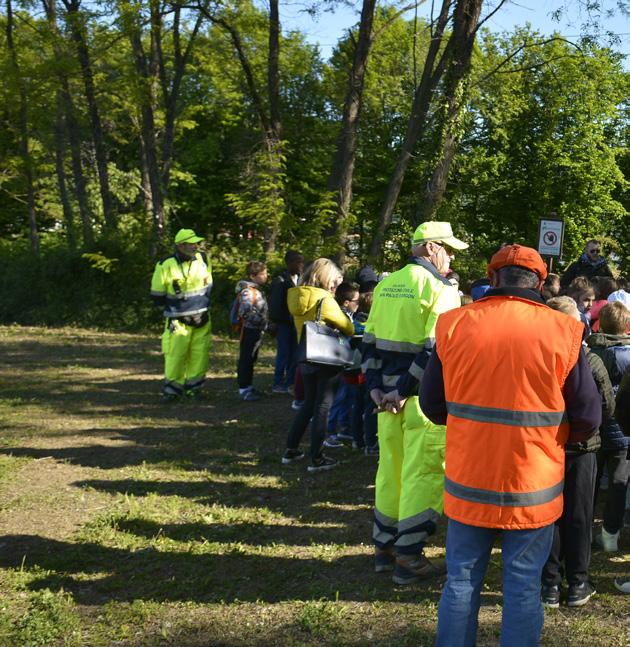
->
[435, 295, 583, 529]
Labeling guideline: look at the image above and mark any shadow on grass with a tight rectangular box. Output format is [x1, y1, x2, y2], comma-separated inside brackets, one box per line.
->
[100, 517, 366, 547]
[71, 477, 373, 525]
[0, 534, 449, 605]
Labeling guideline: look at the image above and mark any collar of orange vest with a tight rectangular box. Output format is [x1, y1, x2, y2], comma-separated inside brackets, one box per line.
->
[480, 286, 545, 304]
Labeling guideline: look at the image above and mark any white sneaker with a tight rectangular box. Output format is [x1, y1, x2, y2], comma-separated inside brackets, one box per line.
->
[596, 527, 619, 552]
[614, 577, 630, 594]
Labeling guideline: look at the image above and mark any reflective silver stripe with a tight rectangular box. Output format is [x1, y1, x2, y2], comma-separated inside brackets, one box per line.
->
[181, 288, 209, 297]
[151, 290, 166, 296]
[445, 477, 564, 507]
[374, 509, 397, 527]
[375, 338, 424, 354]
[382, 374, 400, 387]
[373, 523, 396, 545]
[165, 308, 208, 318]
[373, 509, 398, 544]
[398, 508, 439, 532]
[409, 362, 424, 380]
[446, 402, 567, 427]
[395, 531, 430, 547]
[361, 358, 382, 371]
[424, 337, 436, 350]
[363, 332, 376, 344]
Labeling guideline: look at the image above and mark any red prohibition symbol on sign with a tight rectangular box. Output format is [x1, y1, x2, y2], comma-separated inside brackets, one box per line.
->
[543, 231, 558, 246]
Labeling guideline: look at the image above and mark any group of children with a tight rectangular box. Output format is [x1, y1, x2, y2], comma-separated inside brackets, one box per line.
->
[232, 253, 630, 597]
[539, 282, 630, 605]
[233, 252, 380, 453]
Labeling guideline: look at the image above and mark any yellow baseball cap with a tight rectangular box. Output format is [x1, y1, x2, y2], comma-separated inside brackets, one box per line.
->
[411, 221, 468, 250]
[174, 228, 203, 244]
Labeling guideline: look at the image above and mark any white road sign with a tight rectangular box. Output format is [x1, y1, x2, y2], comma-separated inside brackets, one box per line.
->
[538, 219, 564, 257]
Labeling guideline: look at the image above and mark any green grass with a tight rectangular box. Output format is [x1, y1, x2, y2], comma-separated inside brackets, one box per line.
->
[0, 325, 628, 646]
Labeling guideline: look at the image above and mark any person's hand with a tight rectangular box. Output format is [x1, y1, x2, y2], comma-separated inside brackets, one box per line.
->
[381, 389, 407, 414]
[370, 388, 385, 409]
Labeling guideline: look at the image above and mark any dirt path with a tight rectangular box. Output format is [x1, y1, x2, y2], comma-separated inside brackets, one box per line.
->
[0, 456, 113, 539]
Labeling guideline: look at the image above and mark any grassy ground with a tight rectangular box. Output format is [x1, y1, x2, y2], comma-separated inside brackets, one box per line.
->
[0, 325, 628, 647]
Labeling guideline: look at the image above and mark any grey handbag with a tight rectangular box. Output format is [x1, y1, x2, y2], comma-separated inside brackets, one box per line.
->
[303, 299, 355, 368]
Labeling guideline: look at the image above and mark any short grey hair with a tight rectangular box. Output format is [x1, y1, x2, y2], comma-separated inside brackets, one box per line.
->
[495, 266, 540, 289]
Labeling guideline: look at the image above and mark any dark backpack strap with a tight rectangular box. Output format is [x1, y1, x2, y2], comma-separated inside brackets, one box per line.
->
[315, 298, 325, 324]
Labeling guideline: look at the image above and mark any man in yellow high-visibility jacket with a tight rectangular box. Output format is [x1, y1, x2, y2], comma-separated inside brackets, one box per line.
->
[362, 221, 466, 584]
[151, 229, 213, 401]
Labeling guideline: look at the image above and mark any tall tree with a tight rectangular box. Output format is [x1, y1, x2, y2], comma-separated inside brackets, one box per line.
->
[369, 0, 486, 260]
[62, 0, 116, 233]
[443, 31, 628, 263]
[414, 0, 483, 224]
[6, 0, 39, 254]
[42, 0, 93, 247]
[120, 0, 165, 251]
[53, 93, 76, 250]
[120, 0, 205, 252]
[323, 0, 376, 261]
[368, 0, 454, 261]
[193, 0, 286, 255]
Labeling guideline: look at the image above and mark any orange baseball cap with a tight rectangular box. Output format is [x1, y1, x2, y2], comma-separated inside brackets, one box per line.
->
[487, 244, 548, 281]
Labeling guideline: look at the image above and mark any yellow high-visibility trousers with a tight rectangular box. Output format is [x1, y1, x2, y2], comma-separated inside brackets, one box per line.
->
[161, 318, 211, 395]
[373, 395, 446, 555]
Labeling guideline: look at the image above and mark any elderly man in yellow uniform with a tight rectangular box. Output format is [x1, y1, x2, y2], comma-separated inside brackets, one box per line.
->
[363, 221, 466, 584]
[151, 229, 213, 401]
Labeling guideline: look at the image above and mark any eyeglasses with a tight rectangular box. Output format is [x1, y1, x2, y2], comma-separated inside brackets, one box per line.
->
[434, 241, 456, 256]
[589, 248, 601, 254]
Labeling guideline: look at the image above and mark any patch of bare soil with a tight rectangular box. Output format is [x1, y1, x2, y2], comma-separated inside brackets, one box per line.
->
[0, 438, 127, 540]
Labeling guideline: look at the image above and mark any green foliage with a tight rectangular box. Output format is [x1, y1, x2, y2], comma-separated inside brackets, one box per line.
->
[0, 237, 156, 330]
[438, 30, 628, 274]
[13, 589, 81, 646]
[297, 599, 346, 635]
[81, 252, 119, 274]
[0, 3, 627, 305]
[225, 141, 288, 237]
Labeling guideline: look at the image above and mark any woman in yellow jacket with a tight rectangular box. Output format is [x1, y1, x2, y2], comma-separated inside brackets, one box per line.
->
[282, 258, 355, 472]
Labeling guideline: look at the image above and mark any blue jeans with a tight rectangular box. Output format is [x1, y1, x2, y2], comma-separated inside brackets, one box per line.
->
[327, 381, 350, 433]
[273, 322, 297, 388]
[436, 519, 554, 647]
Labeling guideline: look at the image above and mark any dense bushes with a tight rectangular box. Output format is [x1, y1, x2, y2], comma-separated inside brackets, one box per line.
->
[0, 238, 287, 333]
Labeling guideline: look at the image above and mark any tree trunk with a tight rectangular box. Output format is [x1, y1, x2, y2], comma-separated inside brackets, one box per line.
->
[368, 0, 454, 262]
[54, 94, 76, 251]
[414, 0, 483, 224]
[7, 0, 39, 255]
[139, 129, 154, 218]
[125, 13, 165, 254]
[160, 6, 203, 195]
[324, 0, 377, 263]
[200, 5, 284, 256]
[64, 0, 115, 233]
[260, 0, 284, 257]
[43, 0, 93, 247]
[60, 75, 93, 247]
[268, 0, 282, 142]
